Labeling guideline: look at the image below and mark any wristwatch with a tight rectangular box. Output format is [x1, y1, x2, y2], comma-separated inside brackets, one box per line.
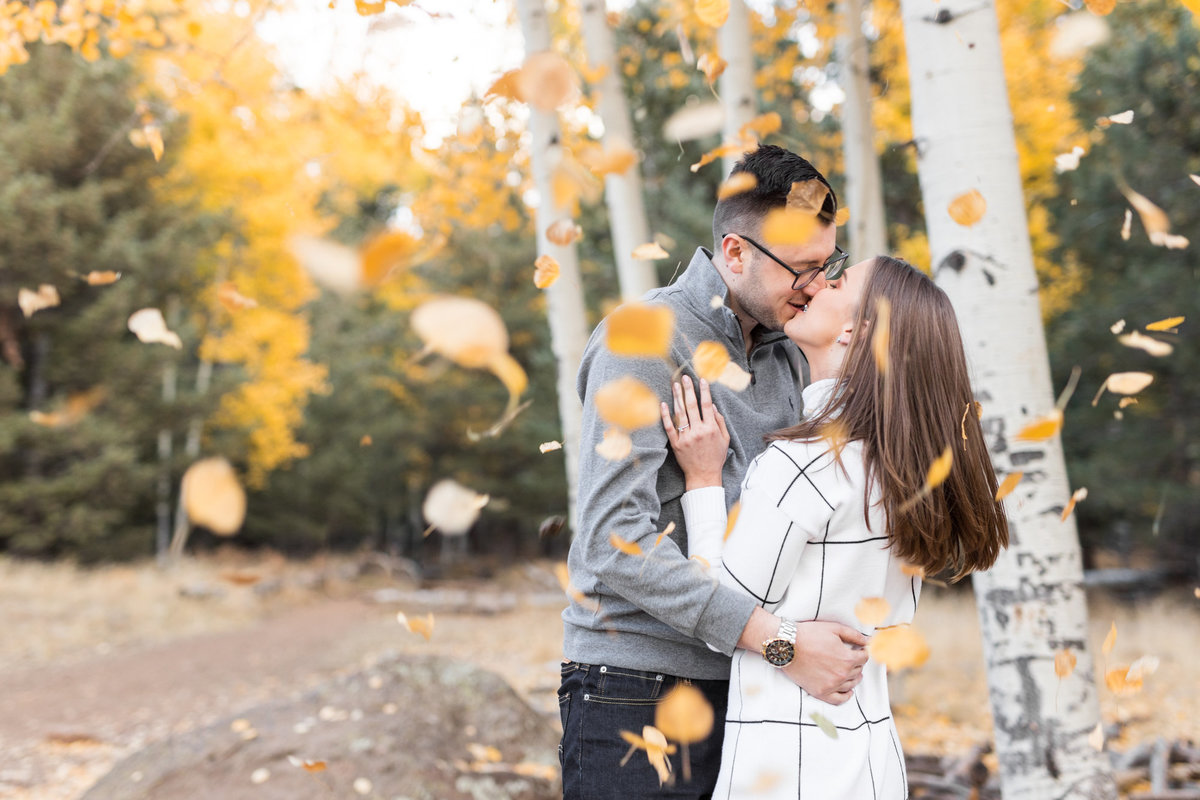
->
[762, 619, 797, 668]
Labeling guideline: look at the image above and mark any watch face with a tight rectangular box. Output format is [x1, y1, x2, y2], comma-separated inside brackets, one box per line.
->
[763, 638, 795, 667]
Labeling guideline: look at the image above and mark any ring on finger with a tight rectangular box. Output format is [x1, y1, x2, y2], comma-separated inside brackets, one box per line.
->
[677, 424, 690, 432]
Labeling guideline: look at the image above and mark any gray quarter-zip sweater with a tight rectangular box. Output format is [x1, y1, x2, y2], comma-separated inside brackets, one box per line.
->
[562, 247, 808, 680]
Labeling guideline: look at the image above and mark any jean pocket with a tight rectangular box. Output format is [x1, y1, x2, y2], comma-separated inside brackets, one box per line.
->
[583, 666, 666, 706]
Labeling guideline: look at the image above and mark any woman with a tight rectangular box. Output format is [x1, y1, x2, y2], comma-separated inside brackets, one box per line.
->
[659, 256, 1009, 799]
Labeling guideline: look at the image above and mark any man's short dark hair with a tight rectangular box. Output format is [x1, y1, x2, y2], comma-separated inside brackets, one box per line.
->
[711, 144, 838, 252]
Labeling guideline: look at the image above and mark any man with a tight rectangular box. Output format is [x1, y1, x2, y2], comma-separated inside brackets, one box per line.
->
[559, 145, 870, 798]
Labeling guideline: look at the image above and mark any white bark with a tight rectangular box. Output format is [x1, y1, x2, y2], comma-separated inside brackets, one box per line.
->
[718, 0, 757, 176]
[515, 0, 590, 532]
[838, 0, 888, 258]
[900, 1, 1116, 797]
[579, 0, 657, 300]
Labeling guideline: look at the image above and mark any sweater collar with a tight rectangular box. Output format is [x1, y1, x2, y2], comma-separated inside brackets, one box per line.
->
[674, 247, 788, 347]
[801, 378, 838, 419]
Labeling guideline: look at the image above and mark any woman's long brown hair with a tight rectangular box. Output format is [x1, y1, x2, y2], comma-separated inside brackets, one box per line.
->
[770, 256, 1009, 581]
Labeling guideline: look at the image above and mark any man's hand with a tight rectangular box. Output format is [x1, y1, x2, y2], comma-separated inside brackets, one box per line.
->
[783, 621, 869, 704]
[737, 607, 869, 705]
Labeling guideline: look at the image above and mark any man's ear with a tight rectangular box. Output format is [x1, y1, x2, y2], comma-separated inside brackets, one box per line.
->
[721, 235, 747, 275]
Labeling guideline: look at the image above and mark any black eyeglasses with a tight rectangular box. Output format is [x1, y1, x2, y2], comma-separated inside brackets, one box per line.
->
[725, 234, 850, 290]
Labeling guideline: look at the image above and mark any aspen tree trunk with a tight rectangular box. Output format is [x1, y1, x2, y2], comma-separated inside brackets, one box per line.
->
[838, 0, 887, 258]
[515, 0, 590, 532]
[899, 1, 1117, 797]
[579, 0, 657, 300]
[718, 0, 757, 176]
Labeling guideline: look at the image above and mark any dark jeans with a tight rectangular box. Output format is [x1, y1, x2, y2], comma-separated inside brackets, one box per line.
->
[558, 661, 729, 799]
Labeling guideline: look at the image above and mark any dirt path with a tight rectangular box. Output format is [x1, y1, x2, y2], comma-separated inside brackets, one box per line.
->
[0, 593, 568, 800]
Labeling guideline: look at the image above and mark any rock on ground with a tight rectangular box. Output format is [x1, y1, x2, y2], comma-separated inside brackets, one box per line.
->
[81, 655, 560, 800]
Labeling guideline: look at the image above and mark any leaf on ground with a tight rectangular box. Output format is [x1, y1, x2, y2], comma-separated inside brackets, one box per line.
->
[422, 479, 489, 535]
[995, 472, 1024, 502]
[287, 756, 327, 772]
[606, 303, 675, 358]
[947, 189, 986, 227]
[181, 457, 246, 535]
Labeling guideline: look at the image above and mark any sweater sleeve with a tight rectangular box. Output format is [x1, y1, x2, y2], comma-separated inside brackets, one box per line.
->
[719, 442, 844, 615]
[572, 322, 756, 654]
[680, 486, 728, 568]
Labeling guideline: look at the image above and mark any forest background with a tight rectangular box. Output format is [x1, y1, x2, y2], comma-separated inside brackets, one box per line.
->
[0, 0, 1196, 586]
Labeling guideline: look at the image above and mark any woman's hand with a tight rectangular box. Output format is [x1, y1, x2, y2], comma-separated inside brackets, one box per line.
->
[660, 375, 730, 491]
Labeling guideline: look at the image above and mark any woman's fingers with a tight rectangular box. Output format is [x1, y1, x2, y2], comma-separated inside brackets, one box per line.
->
[672, 380, 688, 429]
[682, 375, 703, 425]
[659, 401, 678, 445]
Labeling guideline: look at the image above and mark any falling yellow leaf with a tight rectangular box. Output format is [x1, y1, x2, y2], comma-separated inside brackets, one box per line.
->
[1054, 649, 1077, 679]
[360, 435, 372, 446]
[533, 254, 560, 289]
[855, 597, 891, 628]
[1117, 330, 1173, 357]
[834, 207, 850, 226]
[17, 284, 61, 318]
[1118, 397, 1138, 409]
[995, 471, 1024, 502]
[690, 141, 752, 173]
[697, 52, 726, 83]
[723, 502, 740, 541]
[512, 762, 559, 781]
[546, 219, 582, 246]
[516, 51, 577, 111]
[1105, 667, 1143, 696]
[466, 743, 503, 763]
[422, 479, 489, 535]
[717, 172, 756, 200]
[692, 341, 731, 382]
[595, 428, 633, 461]
[182, 457, 246, 535]
[715, 361, 751, 391]
[1098, 372, 1155, 406]
[606, 303, 675, 358]
[786, 179, 829, 216]
[632, 242, 670, 260]
[1060, 487, 1088, 521]
[484, 69, 523, 102]
[1111, 318, 1127, 334]
[1100, 109, 1135, 126]
[619, 726, 676, 786]
[740, 112, 783, 140]
[1144, 316, 1184, 332]
[694, 0, 730, 27]
[653, 521, 676, 549]
[583, 145, 639, 178]
[691, 555, 711, 569]
[287, 756, 328, 773]
[217, 282, 257, 311]
[1119, 184, 1189, 248]
[1085, 0, 1115, 14]
[129, 123, 164, 161]
[1014, 409, 1064, 442]
[397, 611, 435, 641]
[361, 230, 421, 286]
[900, 563, 927, 579]
[83, 271, 121, 286]
[1102, 622, 1117, 656]
[761, 207, 818, 246]
[128, 307, 183, 349]
[289, 235, 361, 294]
[579, 62, 609, 84]
[656, 684, 714, 743]
[947, 189, 987, 227]
[867, 625, 930, 671]
[412, 296, 507, 369]
[539, 441, 563, 453]
[925, 446, 954, 490]
[609, 532, 644, 556]
[872, 297, 892, 374]
[1120, 209, 1132, 241]
[1088, 722, 1105, 751]
[595, 376, 661, 430]
[810, 712, 838, 739]
[1126, 654, 1160, 682]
